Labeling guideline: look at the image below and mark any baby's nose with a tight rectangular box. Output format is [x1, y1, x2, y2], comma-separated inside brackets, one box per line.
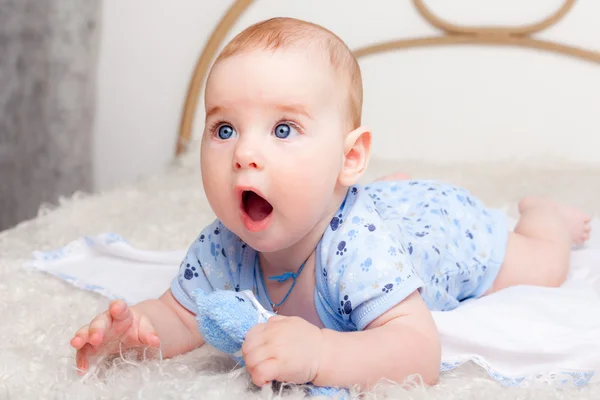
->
[235, 159, 260, 169]
[233, 142, 263, 170]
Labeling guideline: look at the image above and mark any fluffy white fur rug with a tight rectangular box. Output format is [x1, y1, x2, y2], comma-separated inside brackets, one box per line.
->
[2, 148, 599, 399]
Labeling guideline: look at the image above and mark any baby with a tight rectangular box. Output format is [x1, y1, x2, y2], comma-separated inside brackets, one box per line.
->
[70, 17, 592, 391]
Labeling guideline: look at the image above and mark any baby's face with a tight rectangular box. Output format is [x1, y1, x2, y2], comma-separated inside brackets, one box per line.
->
[200, 48, 349, 252]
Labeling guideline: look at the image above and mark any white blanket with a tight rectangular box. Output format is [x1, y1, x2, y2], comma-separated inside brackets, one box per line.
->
[25, 219, 600, 389]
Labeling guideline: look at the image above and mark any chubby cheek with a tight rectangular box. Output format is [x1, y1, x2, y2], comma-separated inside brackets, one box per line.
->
[201, 146, 233, 212]
[273, 149, 341, 223]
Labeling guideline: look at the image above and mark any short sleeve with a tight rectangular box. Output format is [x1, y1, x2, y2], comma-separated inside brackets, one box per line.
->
[317, 188, 425, 331]
[170, 219, 248, 313]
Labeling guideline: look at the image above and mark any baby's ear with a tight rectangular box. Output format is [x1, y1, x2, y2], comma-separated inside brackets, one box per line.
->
[338, 126, 371, 186]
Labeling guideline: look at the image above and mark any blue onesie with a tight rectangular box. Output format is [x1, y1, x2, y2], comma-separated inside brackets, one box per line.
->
[170, 180, 509, 332]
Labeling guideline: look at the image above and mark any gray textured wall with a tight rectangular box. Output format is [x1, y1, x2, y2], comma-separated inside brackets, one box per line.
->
[0, 0, 99, 231]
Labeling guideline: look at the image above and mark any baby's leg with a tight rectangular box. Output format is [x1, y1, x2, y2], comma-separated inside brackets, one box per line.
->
[487, 196, 591, 294]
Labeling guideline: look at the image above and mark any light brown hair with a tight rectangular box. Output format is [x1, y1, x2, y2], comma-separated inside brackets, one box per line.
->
[212, 17, 363, 130]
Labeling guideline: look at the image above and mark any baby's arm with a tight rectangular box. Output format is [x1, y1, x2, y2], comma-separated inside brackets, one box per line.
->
[71, 288, 204, 374]
[314, 290, 441, 389]
[133, 289, 205, 357]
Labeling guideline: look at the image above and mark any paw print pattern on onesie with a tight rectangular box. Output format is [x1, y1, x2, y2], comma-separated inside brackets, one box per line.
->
[336, 241, 348, 255]
[317, 181, 506, 331]
[350, 215, 378, 234]
[373, 180, 503, 311]
[318, 185, 425, 331]
[361, 258, 372, 272]
[330, 213, 344, 231]
[338, 295, 352, 316]
[183, 262, 199, 280]
[172, 219, 254, 315]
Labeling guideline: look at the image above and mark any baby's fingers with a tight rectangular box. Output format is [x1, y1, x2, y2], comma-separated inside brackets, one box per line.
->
[70, 325, 90, 349]
[138, 315, 160, 348]
[88, 312, 111, 346]
[109, 300, 130, 321]
[75, 343, 99, 376]
[75, 347, 88, 375]
[109, 300, 135, 336]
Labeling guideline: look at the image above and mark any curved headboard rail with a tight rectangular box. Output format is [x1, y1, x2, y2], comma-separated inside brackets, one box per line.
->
[176, 0, 600, 156]
[411, 0, 576, 37]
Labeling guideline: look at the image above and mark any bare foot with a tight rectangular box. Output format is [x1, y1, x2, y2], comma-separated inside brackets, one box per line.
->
[519, 196, 592, 246]
[376, 172, 411, 182]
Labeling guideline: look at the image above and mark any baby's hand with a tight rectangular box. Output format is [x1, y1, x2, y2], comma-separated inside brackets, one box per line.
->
[241, 316, 324, 387]
[70, 300, 160, 375]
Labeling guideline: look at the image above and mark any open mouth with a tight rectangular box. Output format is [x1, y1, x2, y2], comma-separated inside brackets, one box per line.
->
[242, 190, 273, 222]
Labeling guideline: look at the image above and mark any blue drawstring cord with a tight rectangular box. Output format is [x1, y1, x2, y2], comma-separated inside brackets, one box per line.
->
[262, 261, 306, 308]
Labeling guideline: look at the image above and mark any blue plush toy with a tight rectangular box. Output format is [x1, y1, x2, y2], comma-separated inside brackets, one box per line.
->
[193, 288, 349, 399]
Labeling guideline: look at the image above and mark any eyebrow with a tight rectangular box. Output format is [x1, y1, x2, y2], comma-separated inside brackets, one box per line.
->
[205, 104, 312, 120]
[206, 105, 224, 119]
[276, 104, 312, 120]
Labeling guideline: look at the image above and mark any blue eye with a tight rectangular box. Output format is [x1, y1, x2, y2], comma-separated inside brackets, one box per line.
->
[217, 124, 236, 140]
[273, 123, 298, 139]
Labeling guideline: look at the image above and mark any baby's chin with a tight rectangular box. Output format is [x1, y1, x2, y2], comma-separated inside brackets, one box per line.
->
[239, 232, 292, 254]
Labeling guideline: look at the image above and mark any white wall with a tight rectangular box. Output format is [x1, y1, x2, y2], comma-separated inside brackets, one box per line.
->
[93, 1, 229, 190]
[93, 0, 600, 191]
